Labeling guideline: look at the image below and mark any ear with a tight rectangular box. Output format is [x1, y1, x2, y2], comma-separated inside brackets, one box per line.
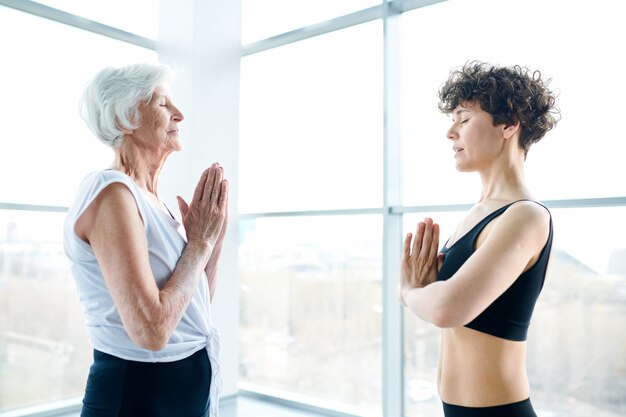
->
[502, 120, 520, 140]
[115, 120, 134, 135]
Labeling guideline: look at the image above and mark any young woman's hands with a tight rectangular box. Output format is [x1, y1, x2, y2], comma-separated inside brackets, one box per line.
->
[399, 218, 444, 305]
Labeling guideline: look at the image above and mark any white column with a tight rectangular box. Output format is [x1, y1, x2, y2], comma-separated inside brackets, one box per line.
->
[382, 1, 404, 416]
[158, 0, 241, 399]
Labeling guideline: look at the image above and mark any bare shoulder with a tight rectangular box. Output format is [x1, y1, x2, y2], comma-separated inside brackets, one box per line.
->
[504, 200, 550, 228]
[94, 182, 141, 215]
[490, 200, 551, 246]
[76, 182, 143, 243]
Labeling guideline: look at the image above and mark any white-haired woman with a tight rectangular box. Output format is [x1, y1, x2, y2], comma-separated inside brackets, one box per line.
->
[64, 63, 228, 417]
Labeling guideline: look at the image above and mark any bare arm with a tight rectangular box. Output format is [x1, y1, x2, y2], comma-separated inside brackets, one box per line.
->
[77, 164, 227, 351]
[203, 206, 227, 302]
[401, 202, 550, 328]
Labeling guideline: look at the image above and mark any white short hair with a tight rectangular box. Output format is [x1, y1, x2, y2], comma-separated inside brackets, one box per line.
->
[79, 63, 172, 148]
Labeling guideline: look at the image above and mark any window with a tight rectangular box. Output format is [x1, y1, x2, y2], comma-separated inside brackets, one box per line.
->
[402, 212, 465, 417]
[0, 7, 156, 207]
[401, 0, 626, 205]
[239, 0, 625, 416]
[239, 21, 383, 213]
[403, 207, 626, 417]
[400, 1, 626, 416]
[528, 207, 626, 417]
[5, 0, 624, 415]
[239, 19, 384, 413]
[0, 5, 156, 411]
[241, 0, 381, 44]
[34, 0, 159, 39]
[0, 211, 87, 411]
[239, 215, 382, 411]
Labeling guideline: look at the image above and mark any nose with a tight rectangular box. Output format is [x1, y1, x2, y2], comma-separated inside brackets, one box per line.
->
[171, 104, 184, 122]
[446, 123, 457, 141]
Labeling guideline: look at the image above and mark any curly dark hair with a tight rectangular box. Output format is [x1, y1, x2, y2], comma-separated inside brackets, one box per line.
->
[438, 61, 560, 156]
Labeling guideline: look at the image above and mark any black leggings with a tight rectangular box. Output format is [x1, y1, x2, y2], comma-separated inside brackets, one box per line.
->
[443, 398, 537, 417]
[81, 349, 211, 417]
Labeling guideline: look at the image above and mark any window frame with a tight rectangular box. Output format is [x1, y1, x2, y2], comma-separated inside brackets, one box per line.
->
[3, 0, 626, 415]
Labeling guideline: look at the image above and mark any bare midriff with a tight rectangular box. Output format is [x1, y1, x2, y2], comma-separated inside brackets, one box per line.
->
[438, 326, 530, 407]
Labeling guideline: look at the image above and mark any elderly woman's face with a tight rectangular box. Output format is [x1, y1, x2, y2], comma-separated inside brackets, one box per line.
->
[132, 84, 184, 152]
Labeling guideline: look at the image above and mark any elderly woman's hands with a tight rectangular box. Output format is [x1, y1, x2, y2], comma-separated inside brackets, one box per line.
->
[398, 218, 444, 306]
[176, 163, 228, 251]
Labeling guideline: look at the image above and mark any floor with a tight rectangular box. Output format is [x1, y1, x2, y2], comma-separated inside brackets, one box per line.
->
[62, 395, 325, 417]
[224, 396, 324, 417]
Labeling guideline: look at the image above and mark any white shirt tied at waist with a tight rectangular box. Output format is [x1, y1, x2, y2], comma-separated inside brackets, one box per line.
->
[64, 170, 223, 415]
[205, 327, 222, 417]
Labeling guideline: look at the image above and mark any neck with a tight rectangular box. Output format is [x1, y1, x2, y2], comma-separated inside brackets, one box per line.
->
[112, 143, 170, 198]
[477, 151, 530, 203]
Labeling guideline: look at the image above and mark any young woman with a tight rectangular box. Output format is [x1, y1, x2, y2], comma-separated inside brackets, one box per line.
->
[399, 61, 560, 417]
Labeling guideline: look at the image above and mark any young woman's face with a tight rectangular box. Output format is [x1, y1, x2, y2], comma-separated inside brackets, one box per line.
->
[445, 101, 506, 172]
[132, 84, 185, 153]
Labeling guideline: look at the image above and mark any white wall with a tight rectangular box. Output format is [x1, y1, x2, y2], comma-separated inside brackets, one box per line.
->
[157, 0, 241, 398]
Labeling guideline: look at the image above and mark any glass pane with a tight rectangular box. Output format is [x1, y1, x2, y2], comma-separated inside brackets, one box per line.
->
[0, 8, 157, 207]
[34, 0, 159, 39]
[239, 21, 383, 213]
[239, 215, 382, 412]
[402, 211, 465, 417]
[242, 0, 381, 44]
[401, 0, 626, 205]
[0, 210, 91, 411]
[402, 206, 626, 417]
[527, 206, 626, 417]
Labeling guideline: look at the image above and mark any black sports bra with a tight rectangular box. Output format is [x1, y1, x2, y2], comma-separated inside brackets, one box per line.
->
[437, 200, 553, 341]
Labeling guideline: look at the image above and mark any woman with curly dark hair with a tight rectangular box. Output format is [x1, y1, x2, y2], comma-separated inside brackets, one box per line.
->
[399, 61, 560, 417]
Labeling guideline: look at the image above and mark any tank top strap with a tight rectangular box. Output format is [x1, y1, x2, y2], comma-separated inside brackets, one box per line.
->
[468, 199, 549, 240]
[470, 199, 522, 233]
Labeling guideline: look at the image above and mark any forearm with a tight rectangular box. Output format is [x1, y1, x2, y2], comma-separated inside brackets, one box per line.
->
[402, 281, 451, 328]
[204, 242, 223, 302]
[135, 241, 212, 350]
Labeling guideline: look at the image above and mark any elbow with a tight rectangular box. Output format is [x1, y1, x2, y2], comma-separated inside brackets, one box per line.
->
[430, 306, 456, 328]
[119, 299, 175, 351]
[404, 282, 472, 328]
[139, 337, 168, 352]
[129, 326, 170, 351]
[429, 298, 467, 329]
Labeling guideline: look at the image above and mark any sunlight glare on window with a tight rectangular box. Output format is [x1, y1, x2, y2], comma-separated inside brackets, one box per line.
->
[34, 0, 160, 39]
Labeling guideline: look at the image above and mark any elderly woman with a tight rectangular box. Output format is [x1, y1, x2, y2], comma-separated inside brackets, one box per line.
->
[63, 63, 228, 417]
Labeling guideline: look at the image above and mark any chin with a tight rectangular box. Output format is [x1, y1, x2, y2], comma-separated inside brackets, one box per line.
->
[169, 139, 183, 152]
[455, 163, 474, 173]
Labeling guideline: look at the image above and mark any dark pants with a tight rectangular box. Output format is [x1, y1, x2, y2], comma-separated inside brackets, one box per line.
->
[443, 398, 538, 417]
[81, 349, 211, 417]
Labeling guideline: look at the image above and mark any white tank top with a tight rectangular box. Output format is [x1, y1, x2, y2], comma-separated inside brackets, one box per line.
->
[63, 170, 222, 416]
